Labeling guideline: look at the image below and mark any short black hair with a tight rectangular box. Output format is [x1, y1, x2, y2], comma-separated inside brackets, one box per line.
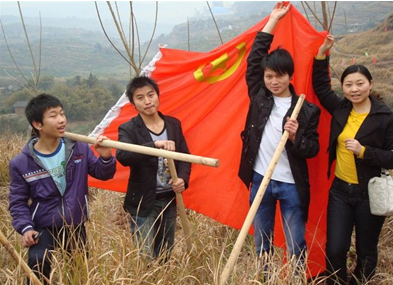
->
[25, 93, 63, 135]
[126, 76, 160, 104]
[261, 47, 294, 78]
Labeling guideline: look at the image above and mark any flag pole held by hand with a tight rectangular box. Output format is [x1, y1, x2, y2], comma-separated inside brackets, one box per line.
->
[64, 132, 219, 168]
[167, 158, 193, 252]
[219, 94, 306, 285]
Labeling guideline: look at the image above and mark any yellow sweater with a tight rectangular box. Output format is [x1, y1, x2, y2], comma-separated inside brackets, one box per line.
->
[335, 109, 367, 184]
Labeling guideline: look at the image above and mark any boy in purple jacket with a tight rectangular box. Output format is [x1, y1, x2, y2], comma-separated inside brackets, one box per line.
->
[8, 94, 116, 284]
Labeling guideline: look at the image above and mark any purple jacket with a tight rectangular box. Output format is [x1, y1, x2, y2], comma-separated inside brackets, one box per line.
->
[9, 137, 116, 234]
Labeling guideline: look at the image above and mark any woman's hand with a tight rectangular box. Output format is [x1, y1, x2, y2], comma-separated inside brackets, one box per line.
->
[317, 34, 335, 57]
[345, 139, 363, 156]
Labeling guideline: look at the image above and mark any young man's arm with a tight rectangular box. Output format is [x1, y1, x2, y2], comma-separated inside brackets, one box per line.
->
[286, 104, 321, 159]
[262, 2, 291, 34]
[116, 123, 156, 167]
[86, 141, 116, 181]
[246, 2, 291, 97]
[8, 160, 40, 247]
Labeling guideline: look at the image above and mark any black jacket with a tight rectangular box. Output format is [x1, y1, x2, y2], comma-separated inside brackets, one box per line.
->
[116, 112, 191, 216]
[312, 57, 393, 190]
[238, 32, 321, 221]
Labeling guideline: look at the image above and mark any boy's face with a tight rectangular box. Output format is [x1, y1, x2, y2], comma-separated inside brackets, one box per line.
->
[132, 85, 160, 116]
[32, 106, 66, 138]
[264, 68, 292, 97]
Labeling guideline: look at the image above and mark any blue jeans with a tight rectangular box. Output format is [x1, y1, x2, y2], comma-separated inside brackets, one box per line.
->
[326, 178, 385, 285]
[130, 197, 177, 259]
[250, 171, 306, 259]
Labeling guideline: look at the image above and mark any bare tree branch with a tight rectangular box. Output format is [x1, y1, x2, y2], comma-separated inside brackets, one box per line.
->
[37, 12, 42, 86]
[139, 2, 158, 68]
[187, 17, 190, 51]
[301, 2, 310, 22]
[114, 2, 127, 39]
[321, 2, 328, 30]
[3, 69, 32, 96]
[106, 2, 135, 65]
[1, 20, 30, 88]
[302, 1, 337, 31]
[303, 1, 325, 30]
[129, 2, 136, 66]
[206, 1, 223, 45]
[17, 2, 40, 94]
[328, 2, 337, 32]
[94, 1, 132, 66]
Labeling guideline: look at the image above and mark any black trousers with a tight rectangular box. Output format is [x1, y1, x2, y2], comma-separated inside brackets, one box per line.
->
[27, 224, 87, 285]
[325, 178, 385, 285]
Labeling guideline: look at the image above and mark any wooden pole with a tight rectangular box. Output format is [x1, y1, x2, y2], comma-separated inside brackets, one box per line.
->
[167, 158, 193, 252]
[64, 132, 219, 168]
[0, 230, 43, 285]
[219, 94, 306, 285]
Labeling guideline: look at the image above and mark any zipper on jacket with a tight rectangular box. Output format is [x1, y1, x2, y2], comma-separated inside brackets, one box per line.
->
[61, 197, 66, 223]
[85, 195, 89, 220]
[66, 148, 74, 187]
[62, 148, 74, 220]
[31, 202, 40, 220]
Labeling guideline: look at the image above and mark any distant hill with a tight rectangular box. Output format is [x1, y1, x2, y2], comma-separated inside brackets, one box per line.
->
[1, 1, 392, 80]
[329, 11, 393, 108]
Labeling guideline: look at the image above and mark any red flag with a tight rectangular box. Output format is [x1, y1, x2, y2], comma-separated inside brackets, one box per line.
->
[89, 6, 330, 276]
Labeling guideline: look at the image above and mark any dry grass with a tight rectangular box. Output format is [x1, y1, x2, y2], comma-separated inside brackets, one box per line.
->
[1, 187, 392, 284]
[0, 131, 27, 186]
[0, 132, 392, 285]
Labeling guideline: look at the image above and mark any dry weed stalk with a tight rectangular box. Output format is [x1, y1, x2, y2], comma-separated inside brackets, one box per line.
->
[0, 135, 392, 284]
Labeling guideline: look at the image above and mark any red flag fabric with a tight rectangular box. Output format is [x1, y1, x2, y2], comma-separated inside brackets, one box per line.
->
[89, 6, 331, 276]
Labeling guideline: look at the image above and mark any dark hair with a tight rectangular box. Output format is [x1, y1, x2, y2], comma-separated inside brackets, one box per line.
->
[340, 64, 373, 84]
[25, 93, 63, 135]
[126, 76, 160, 104]
[261, 47, 294, 78]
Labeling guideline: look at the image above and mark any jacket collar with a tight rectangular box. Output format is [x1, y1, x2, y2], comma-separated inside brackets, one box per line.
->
[333, 95, 391, 130]
[25, 136, 75, 166]
[356, 96, 390, 140]
[134, 111, 170, 141]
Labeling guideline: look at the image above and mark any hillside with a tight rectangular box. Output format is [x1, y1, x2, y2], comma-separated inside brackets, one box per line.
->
[329, 11, 393, 107]
[0, 23, 130, 78]
[1, 1, 393, 80]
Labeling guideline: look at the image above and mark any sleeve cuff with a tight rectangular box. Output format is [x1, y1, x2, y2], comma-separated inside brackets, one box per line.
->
[357, 146, 366, 159]
[100, 156, 113, 164]
[315, 55, 326, 60]
[21, 225, 33, 234]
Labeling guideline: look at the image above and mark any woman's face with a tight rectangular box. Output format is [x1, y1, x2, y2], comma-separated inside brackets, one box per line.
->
[342, 72, 373, 105]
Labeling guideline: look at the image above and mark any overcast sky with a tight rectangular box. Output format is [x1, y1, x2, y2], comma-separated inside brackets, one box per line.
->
[0, 1, 208, 25]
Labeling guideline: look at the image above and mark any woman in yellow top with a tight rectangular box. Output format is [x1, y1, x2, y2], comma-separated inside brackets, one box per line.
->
[313, 34, 393, 285]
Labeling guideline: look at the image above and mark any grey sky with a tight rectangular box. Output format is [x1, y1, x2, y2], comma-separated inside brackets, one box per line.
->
[0, 1, 208, 24]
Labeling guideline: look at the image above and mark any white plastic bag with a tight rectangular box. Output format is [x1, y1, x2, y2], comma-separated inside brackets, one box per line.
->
[368, 169, 393, 216]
